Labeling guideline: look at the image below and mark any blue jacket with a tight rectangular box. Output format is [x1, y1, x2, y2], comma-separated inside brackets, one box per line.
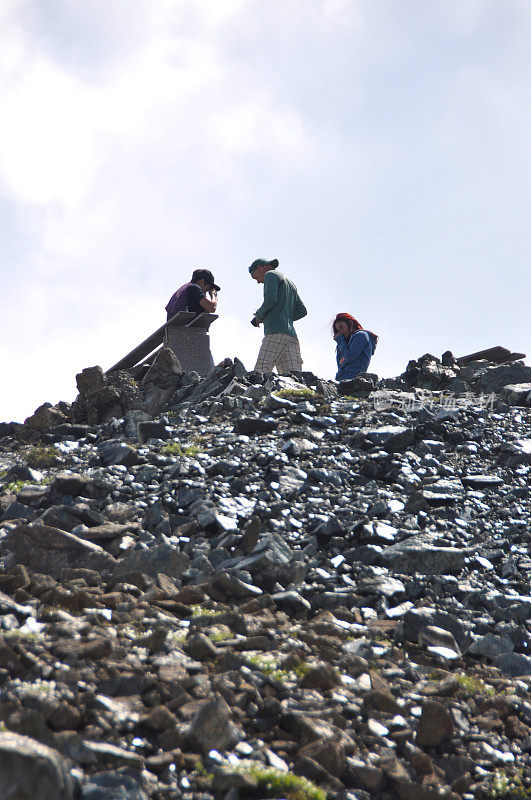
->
[335, 330, 376, 380]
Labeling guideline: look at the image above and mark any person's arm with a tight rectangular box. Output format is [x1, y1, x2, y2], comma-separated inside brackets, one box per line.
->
[293, 292, 307, 321]
[187, 284, 217, 313]
[200, 291, 217, 313]
[335, 334, 350, 362]
[254, 272, 279, 322]
[340, 331, 368, 364]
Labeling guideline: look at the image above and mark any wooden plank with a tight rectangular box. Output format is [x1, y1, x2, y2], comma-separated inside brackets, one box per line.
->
[130, 345, 163, 374]
[166, 311, 196, 328]
[107, 323, 166, 373]
[186, 313, 218, 329]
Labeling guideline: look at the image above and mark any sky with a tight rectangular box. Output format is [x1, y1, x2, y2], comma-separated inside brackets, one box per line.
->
[0, 0, 529, 423]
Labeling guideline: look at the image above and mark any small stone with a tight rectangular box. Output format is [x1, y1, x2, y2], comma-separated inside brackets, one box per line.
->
[297, 736, 345, 776]
[241, 515, 261, 554]
[187, 693, 241, 754]
[300, 663, 341, 691]
[415, 700, 454, 746]
[184, 633, 219, 661]
[143, 705, 178, 731]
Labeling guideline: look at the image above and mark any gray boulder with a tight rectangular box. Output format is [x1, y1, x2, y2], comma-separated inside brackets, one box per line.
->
[81, 771, 148, 800]
[363, 425, 415, 452]
[471, 363, 531, 393]
[493, 653, 531, 677]
[97, 440, 141, 467]
[500, 383, 531, 406]
[499, 439, 531, 467]
[187, 693, 242, 754]
[115, 543, 189, 580]
[0, 732, 75, 800]
[141, 347, 182, 388]
[6, 524, 116, 578]
[467, 634, 515, 661]
[76, 365, 105, 395]
[378, 537, 471, 574]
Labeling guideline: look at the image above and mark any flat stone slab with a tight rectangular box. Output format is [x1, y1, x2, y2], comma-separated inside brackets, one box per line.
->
[457, 346, 526, 365]
[114, 543, 190, 580]
[493, 653, 531, 677]
[378, 537, 471, 575]
[7, 524, 116, 578]
[421, 479, 464, 506]
[363, 425, 415, 452]
[461, 474, 504, 489]
[499, 439, 531, 467]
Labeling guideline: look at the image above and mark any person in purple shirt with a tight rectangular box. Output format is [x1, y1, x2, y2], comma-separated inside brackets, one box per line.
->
[165, 269, 220, 321]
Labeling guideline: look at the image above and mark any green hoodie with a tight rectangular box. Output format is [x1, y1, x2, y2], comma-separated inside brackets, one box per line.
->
[254, 269, 307, 338]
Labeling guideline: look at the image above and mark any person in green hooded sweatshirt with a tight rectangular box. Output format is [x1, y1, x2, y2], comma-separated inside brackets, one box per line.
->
[249, 257, 307, 373]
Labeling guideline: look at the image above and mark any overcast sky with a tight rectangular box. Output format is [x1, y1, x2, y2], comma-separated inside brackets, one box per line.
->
[1, 0, 529, 423]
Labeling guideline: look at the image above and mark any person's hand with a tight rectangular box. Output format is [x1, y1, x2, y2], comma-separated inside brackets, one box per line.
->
[251, 317, 260, 327]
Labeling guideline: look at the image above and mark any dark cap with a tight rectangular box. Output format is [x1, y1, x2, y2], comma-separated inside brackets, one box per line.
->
[191, 269, 220, 291]
[249, 258, 279, 275]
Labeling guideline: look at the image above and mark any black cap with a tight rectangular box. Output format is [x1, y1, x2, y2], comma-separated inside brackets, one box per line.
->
[191, 269, 220, 291]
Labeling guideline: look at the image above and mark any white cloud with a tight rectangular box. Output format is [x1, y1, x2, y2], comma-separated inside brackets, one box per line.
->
[0, 0, 530, 423]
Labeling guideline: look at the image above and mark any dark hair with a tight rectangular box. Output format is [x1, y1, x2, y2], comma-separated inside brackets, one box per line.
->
[332, 313, 362, 339]
[191, 269, 220, 291]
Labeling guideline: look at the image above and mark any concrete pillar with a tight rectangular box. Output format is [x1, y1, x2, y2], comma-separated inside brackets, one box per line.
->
[164, 312, 218, 375]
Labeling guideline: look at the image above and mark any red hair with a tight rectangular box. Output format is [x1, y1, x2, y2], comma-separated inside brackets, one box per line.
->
[332, 313, 363, 338]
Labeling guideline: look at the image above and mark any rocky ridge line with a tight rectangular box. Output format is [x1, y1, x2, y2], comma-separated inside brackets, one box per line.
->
[0, 350, 530, 799]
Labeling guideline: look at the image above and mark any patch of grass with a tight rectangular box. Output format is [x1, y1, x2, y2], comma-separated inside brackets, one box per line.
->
[189, 604, 223, 618]
[246, 653, 281, 675]
[1, 479, 27, 495]
[275, 388, 316, 400]
[369, 631, 394, 646]
[194, 760, 213, 783]
[197, 759, 324, 800]
[248, 765, 326, 800]
[456, 673, 497, 697]
[206, 625, 237, 643]
[246, 653, 311, 684]
[166, 630, 187, 645]
[161, 441, 201, 458]
[2, 629, 42, 642]
[488, 768, 531, 798]
[26, 446, 62, 468]
[292, 661, 312, 679]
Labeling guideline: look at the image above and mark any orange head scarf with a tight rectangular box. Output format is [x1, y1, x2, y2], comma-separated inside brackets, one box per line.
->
[332, 313, 363, 338]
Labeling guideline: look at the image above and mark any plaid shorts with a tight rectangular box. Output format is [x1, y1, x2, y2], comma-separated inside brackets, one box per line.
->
[254, 333, 303, 373]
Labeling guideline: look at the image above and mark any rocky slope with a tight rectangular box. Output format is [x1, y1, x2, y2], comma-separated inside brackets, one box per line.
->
[0, 351, 530, 800]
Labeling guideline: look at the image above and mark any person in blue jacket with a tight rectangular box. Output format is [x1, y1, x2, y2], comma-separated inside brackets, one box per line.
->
[332, 312, 378, 381]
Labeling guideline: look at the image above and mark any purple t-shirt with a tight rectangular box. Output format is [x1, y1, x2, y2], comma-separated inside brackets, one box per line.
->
[165, 282, 205, 320]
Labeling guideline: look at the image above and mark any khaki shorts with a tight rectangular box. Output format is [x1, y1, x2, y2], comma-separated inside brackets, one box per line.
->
[254, 333, 303, 373]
